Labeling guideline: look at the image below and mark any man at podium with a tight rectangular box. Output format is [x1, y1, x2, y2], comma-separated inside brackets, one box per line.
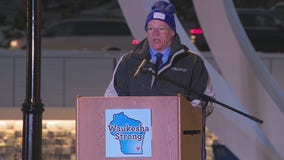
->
[105, 0, 214, 108]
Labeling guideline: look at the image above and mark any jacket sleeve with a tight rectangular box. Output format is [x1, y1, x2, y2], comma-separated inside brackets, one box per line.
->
[188, 55, 210, 100]
[113, 57, 130, 96]
[104, 54, 128, 96]
[189, 55, 215, 116]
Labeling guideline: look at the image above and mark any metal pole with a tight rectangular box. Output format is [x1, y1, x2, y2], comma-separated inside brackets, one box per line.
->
[21, 0, 44, 159]
[201, 102, 208, 160]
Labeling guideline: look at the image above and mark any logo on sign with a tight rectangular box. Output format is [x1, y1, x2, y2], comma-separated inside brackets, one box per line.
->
[105, 109, 152, 157]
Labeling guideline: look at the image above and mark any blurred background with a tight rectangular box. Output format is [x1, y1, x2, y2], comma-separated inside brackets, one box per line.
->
[0, 0, 284, 52]
[0, 0, 283, 160]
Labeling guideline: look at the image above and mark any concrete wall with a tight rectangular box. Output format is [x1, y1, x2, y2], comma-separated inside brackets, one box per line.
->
[0, 49, 283, 108]
[0, 49, 122, 107]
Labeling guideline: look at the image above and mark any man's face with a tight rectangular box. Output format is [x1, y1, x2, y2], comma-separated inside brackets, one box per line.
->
[146, 20, 175, 52]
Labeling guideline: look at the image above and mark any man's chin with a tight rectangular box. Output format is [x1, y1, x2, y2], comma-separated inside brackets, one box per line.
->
[150, 44, 163, 51]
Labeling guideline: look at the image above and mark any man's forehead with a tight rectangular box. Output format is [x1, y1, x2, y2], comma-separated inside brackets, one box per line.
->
[147, 20, 169, 27]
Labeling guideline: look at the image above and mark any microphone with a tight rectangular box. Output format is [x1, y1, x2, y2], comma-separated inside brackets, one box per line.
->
[133, 54, 151, 78]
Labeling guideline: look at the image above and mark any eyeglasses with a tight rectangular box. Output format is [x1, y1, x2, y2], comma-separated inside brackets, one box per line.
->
[146, 26, 169, 34]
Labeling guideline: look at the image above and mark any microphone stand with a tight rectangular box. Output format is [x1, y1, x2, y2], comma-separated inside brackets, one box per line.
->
[201, 101, 208, 160]
[141, 68, 263, 160]
[198, 93, 263, 160]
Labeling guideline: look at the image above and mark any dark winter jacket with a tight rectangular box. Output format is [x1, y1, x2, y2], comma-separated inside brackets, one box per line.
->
[109, 35, 209, 101]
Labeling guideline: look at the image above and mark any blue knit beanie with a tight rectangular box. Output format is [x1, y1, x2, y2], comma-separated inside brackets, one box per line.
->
[145, 1, 176, 32]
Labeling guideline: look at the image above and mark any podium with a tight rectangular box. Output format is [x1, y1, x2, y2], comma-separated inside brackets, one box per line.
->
[76, 95, 202, 160]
